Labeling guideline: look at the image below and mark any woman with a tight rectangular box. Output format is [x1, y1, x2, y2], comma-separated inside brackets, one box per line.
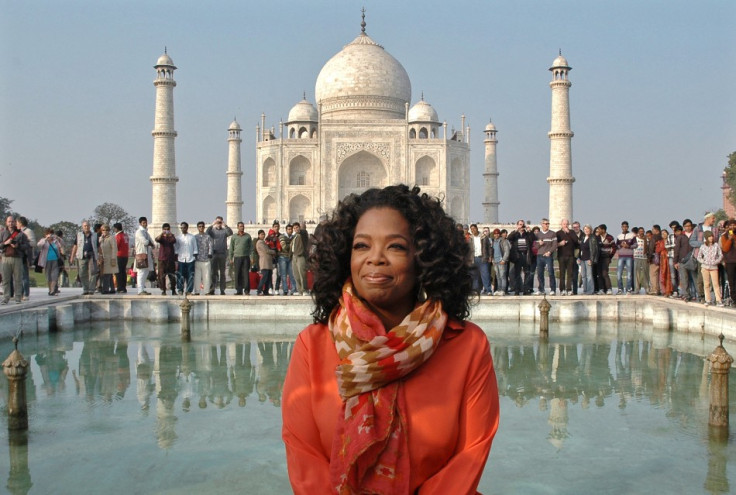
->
[98, 224, 118, 294]
[282, 185, 499, 494]
[597, 224, 616, 295]
[255, 229, 276, 295]
[579, 224, 598, 295]
[656, 229, 673, 297]
[36, 228, 64, 296]
[697, 231, 723, 306]
[720, 219, 736, 305]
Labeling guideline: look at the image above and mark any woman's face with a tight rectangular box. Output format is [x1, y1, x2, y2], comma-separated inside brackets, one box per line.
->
[583, 225, 591, 236]
[351, 207, 416, 327]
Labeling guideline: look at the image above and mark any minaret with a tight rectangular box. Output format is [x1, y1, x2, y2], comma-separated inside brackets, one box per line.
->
[483, 120, 499, 223]
[226, 118, 243, 226]
[547, 51, 575, 228]
[150, 49, 178, 238]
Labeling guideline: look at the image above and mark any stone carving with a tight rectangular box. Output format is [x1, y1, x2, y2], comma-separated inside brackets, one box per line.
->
[336, 142, 390, 164]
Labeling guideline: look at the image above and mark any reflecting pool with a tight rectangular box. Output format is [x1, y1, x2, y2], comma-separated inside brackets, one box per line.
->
[1, 320, 736, 494]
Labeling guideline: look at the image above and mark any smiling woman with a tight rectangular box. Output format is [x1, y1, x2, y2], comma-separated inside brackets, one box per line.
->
[282, 184, 499, 494]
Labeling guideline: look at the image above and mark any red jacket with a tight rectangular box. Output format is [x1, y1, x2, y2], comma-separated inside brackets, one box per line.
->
[115, 231, 129, 258]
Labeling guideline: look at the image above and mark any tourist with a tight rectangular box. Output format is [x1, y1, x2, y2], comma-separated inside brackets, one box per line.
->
[507, 219, 535, 295]
[193, 221, 213, 296]
[632, 227, 649, 294]
[206, 216, 233, 295]
[17, 216, 35, 301]
[282, 185, 499, 494]
[647, 224, 661, 295]
[491, 228, 510, 296]
[720, 219, 736, 305]
[255, 229, 276, 296]
[692, 212, 720, 302]
[113, 223, 129, 293]
[534, 218, 557, 295]
[134, 217, 154, 296]
[277, 224, 296, 295]
[56, 230, 70, 288]
[36, 229, 63, 296]
[175, 222, 198, 295]
[290, 222, 308, 295]
[666, 221, 680, 296]
[267, 221, 283, 292]
[571, 221, 583, 295]
[578, 224, 598, 295]
[98, 224, 117, 294]
[155, 223, 178, 296]
[656, 229, 673, 297]
[468, 224, 488, 295]
[597, 224, 616, 295]
[229, 221, 252, 295]
[1, 216, 28, 304]
[556, 218, 578, 295]
[69, 220, 98, 296]
[616, 221, 635, 295]
[675, 222, 697, 301]
[697, 231, 723, 306]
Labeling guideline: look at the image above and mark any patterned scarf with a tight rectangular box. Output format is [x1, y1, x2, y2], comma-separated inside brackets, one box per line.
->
[328, 280, 447, 494]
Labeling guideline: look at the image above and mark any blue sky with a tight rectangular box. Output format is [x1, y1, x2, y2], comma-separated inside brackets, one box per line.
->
[1, 0, 734, 231]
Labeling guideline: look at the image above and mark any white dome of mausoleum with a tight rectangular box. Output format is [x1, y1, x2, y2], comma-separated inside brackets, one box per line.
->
[287, 98, 318, 123]
[315, 31, 411, 121]
[408, 98, 439, 123]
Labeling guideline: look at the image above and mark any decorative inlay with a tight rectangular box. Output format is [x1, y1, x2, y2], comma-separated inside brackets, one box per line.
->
[336, 142, 390, 164]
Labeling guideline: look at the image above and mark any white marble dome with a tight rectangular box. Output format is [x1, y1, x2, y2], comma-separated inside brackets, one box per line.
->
[551, 54, 570, 68]
[155, 52, 175, 68]
[408, 99, 439, 123]
[287, 98, 318, 122]
[485, 121, 496, 132]
[315, 33, 411, 120]
[228, 119, 241, 131]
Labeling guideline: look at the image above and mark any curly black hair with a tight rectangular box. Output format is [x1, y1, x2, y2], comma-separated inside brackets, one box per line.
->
[310, 184, 473, 324]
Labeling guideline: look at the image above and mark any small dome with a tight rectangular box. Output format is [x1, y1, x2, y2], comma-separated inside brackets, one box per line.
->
[155, 52, 176, 68]
[287, 99, 318, 123]
[485, 121, 497, 132]
[229, 119, 241, 131]
[550, 54, 570, 69]
[408, 99, 438, 123]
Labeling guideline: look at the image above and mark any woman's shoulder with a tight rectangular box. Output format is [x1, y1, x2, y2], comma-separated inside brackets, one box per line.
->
[443, 319, 488, 345]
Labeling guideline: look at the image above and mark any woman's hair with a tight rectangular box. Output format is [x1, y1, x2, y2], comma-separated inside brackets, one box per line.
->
[310, 184, 473, 324]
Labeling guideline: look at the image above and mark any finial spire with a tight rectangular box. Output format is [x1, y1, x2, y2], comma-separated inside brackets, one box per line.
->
[361, 7, 366, 34]
[303, 91, 306, 100]
[421, 91, 424, 101]
[165, 46, 168, 54]
[559, 48, 562, 56]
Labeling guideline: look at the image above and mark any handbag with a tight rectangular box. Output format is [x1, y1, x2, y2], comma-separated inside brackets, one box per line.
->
[135, 253, 149, 269]
[33, 252, 43, 273]
[681, 251, 697, 270]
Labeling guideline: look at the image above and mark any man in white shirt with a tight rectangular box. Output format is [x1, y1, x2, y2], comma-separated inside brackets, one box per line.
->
[175, 222, 198, 295]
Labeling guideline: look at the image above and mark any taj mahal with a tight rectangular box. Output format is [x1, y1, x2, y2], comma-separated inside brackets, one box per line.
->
[148, 13, 574, 235]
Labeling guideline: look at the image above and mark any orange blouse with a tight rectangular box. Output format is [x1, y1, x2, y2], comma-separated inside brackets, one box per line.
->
[282, 319, 500, 494]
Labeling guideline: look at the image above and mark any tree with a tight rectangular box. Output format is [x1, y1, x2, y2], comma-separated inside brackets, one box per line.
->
[724, 152, 736, 207]
[49, 221, 80, 248]
[0, 196, 14, 220]
[88, 202, 137, 233]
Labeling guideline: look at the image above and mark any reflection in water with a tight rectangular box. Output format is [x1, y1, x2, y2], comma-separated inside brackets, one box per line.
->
[1, 326, 735, 493]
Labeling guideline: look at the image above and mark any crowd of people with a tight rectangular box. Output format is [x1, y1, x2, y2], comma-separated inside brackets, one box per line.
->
[462, 212, 736, 307]
[3, 211, 736, 309]
[0, 214, 314, 302]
